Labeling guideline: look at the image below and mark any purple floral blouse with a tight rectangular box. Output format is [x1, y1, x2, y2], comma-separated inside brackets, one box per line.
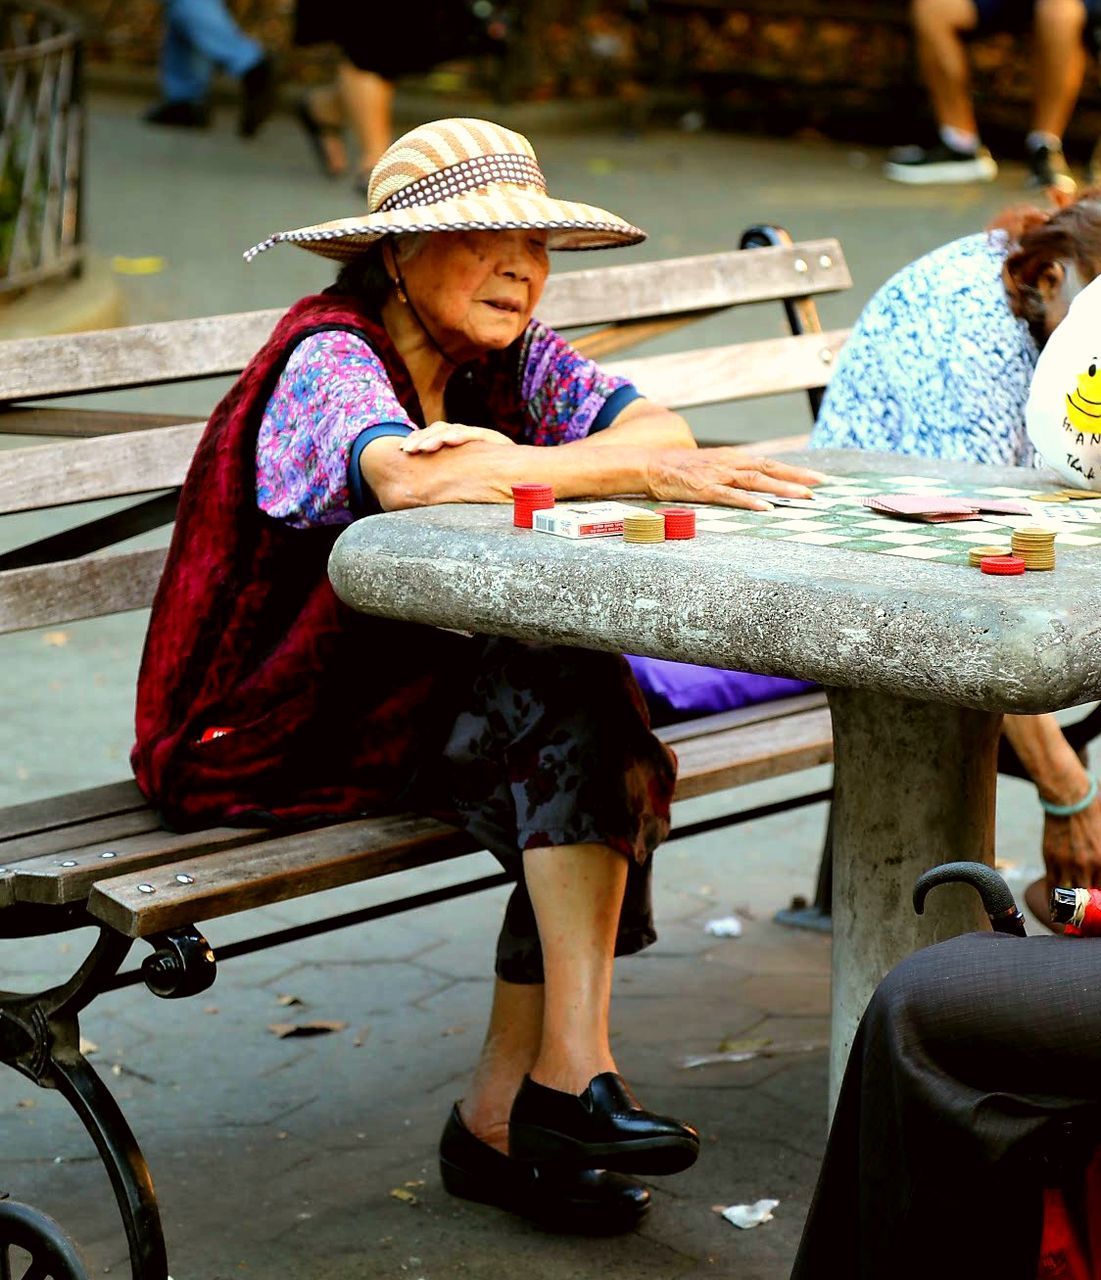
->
[256, 322, 639, 528]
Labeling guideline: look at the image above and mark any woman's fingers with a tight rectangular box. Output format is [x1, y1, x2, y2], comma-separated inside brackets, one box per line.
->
[754, 457, 829, 486]
[402, 425, 478, 454]
[701, 485, 774, 512]
[710, 451, 828, 490]
[729, 469, 816, 499]
[402, 422, 517, 454]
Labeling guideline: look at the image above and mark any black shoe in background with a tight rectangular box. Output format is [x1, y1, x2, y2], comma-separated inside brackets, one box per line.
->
[883, 139, 997, 184]
[1026, 141, 1077, 194]
[240, 54, 276, 138]
[144, 98, 211, 129]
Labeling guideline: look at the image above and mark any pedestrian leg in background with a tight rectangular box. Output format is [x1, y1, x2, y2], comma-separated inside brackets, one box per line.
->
[1026, 0, 1087, 191]
[146, 0, 276, 137]
[339, 63, 395, 195]
[296, 62, 394, 195]
[884, 0, 999, 183]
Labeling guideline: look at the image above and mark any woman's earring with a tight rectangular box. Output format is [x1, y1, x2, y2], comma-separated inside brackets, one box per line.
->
[391, 277, 408, 304]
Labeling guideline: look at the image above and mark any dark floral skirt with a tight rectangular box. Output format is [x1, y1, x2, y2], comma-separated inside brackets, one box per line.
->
[405, 637, 677, 984]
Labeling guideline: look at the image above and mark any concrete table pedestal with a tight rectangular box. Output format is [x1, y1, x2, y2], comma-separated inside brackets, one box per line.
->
[826, 687, 1000, 1099]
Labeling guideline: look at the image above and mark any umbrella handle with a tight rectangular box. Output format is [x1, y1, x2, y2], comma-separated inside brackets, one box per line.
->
[913, 862, 1027, 936]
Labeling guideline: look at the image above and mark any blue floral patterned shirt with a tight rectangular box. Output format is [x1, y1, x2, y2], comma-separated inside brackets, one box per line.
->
[810, 232, 1040, 467]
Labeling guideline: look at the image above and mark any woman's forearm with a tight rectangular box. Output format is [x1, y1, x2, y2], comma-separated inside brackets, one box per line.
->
[1003, 713, 1089, 803]
[366, 437, 651, 511]
[571, 403, 696, 451]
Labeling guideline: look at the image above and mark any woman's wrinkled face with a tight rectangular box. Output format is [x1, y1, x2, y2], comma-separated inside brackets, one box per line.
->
[395, 229, 550, 357]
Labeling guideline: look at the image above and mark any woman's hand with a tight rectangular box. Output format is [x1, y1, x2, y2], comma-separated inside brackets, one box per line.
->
[1043, 794, 1101, 893]
[645, 448, 828, 509]
[401, 422, 517, 454]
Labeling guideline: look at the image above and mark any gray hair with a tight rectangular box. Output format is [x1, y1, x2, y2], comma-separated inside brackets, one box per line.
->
[334, 233, 428, 307]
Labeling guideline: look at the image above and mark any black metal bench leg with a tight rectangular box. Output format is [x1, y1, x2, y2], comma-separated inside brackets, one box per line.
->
[774, 802, 834, 932]
[1, 923, 169, 1280]
[50, 1052, 166, 1280]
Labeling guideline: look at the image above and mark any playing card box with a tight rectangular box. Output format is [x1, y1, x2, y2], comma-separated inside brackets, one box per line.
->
[532, 501, 655, 538]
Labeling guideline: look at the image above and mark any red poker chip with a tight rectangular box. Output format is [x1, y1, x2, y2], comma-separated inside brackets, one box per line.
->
[513, 490, 554, 528]
[980, 555, 1026, 575]
[660, 507, 697, 540]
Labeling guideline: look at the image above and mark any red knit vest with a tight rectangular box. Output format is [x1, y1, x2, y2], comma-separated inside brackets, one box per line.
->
[131, 293, 484, 829]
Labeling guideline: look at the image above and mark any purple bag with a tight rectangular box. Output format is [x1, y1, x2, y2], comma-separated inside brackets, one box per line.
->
[625, 655, 816, 727]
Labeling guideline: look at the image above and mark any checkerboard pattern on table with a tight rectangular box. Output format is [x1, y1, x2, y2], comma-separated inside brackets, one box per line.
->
[684, 473, 1101, 565]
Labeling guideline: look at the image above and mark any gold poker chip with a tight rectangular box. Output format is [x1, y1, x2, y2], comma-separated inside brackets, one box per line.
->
[623, 513, 665, 544]
[968, 545, 1010, 566]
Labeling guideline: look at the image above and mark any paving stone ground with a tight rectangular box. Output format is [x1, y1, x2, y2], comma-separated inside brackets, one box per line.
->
[0, 91, 1062, 1278]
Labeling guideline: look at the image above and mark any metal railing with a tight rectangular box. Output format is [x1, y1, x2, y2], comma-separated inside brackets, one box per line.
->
[0, 0, 83, 295]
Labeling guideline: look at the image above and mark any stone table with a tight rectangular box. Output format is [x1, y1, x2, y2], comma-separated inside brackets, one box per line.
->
[329, 449, 1101, 1099]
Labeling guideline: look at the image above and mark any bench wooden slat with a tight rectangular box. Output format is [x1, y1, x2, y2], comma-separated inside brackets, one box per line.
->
[0, 546, 167, 634]
[85, 813, 482, 937]
[607, 329, 849, 407]
[655, 690, 827, 744]
[5, 823, 270, 907]
[0, 779, 146, 843]
[672, 705, 834, 798]
[0, 311, 282, 404]
[0, 422, 201, 516]
[0, 407, 196, 439]
[545, 241, 850, 328]
[0, 808, 164, 866]
[0, 242, 849, 403]
[570, 312, 718, 362]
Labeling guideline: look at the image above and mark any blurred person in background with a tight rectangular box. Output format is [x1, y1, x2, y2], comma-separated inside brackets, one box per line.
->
[294, 2, 510, 196]
[144, 0, 275, 135]
[885, 0, 1098, 190]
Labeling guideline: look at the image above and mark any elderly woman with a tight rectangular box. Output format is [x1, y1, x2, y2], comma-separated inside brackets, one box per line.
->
[811, 191, 1101, 926]
[131, 118, 823, 1233]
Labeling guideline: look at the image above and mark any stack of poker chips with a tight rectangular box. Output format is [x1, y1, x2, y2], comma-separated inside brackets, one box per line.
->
[1010, 526, 1056, 571]
[512, 483, 554, 528]
[968, 544, 1010, 568]
[623, 511, 665, 544]
[660, 508, 697, 540]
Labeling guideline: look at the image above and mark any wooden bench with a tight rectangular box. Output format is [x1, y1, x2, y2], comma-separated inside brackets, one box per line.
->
[0, 230, 850, 1279]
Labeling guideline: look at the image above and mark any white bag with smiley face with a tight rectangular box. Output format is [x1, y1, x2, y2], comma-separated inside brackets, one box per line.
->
[1026, 273, 1101, 487]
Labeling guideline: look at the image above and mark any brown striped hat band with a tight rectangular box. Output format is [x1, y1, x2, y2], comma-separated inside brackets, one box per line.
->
[244, 116, 646, 263]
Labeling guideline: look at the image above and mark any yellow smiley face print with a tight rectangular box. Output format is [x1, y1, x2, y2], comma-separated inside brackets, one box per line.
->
[1067, 358, 1101, 435]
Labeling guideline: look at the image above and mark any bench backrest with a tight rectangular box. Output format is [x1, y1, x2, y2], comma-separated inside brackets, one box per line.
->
[0, 236, 851, 637]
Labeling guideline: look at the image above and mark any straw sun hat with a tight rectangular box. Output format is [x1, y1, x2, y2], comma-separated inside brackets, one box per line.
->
[244, 117, 645, 264]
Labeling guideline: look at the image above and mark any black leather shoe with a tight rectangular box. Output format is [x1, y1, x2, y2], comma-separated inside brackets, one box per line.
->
[143, 99, 210, 129]
[509, 1073, 700, 1175]
[439, 1104, 650, 1233]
